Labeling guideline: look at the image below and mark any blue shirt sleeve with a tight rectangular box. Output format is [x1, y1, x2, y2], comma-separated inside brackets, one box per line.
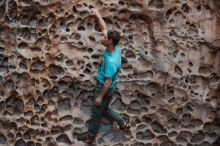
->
[104, 59, 117, 78]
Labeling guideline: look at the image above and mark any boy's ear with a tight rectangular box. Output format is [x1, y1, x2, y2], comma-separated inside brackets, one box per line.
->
[118, 32, 121, 37]
[110, 38, 113, 44]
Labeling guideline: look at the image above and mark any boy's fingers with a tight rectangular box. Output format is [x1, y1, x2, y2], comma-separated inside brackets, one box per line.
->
[89, 10, 93, 15]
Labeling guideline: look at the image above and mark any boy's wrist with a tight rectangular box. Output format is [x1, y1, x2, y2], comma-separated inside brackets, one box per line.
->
[90, 9, 100, 16]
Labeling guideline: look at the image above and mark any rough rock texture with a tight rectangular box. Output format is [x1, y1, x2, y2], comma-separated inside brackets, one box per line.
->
[0, 0, 220, 146]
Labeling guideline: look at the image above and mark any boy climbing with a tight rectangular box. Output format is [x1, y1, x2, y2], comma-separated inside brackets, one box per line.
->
[77, 8, 130, 144]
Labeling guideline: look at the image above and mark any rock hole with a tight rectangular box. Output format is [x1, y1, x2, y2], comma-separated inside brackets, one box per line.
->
[65, 60, 74, 66]
[148, 0, 164, 8]
[166, 7, 176, 19]
[23, 131, 31, 140]
[118, 1, 124, 5]
[59, 115, 73, 122]
[0, 6, 5, 18]
[167, 118, 179, 128]
[77, 41, 83, 46]
[91, 54, 101, 59]
[31, 59, 45, 71]
[20, 15, 29, 25]
[191, 119, 203, 127]
[151, 121, 167, 134]
[0, 133, 6, 144]
[136, 130, 155, 140]
[198, 66, 211, 74]
[190, 131, 205, 143]
[189, 61, 193, 67]
[182, 3, 191, 13]
[84, 68, 91, 74]
[48, 64, 64, 79]
[15, 139, 26, 146]
[125, 50, 136, 58]
[26, 141, 35, 146]
[30, 17, 38, 28]
[89, 36, 96, 42]
[0, 47, 4, 52]
[197, 5, 201, 11]
[176, 108, 183, 115]
[174, 65, 183, 76]
[58, 98, 71, 110]
[73, 117, 83, 125]
[142, 116, 152, 124]
[160, 141, 175, 146]
[77, 25, 85, 31]
[18, 42, 28, 49]
[111, 98, 126, 111]
[56, 134, 72, 144]
[128, 2, 143, 10]
[22, 0, 32, 4]
[127, 107, 140, 115]
[31, 47, 41, 52]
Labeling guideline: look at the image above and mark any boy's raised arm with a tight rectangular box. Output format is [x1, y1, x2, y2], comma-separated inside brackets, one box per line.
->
[91, 9, 108, 38]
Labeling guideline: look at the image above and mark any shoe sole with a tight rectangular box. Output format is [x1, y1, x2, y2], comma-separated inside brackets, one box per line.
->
[119, 123, 130, 130]
[77, 134, 94, 144]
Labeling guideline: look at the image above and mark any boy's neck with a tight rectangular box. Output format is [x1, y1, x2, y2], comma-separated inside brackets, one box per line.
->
[107, 45, 115, 53]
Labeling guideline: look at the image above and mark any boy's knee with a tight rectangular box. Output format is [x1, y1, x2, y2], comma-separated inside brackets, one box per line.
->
[91, 111, 102, 120]
[91, 107, 102, 117]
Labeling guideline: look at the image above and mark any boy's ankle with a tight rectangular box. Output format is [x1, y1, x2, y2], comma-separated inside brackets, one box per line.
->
[119, 122, 130, 130]
[77, 132, 95, 144]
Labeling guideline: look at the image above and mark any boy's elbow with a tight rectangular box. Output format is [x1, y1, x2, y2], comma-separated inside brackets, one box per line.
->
[105, 78, 112, 87]
[103, 30, 108, 38]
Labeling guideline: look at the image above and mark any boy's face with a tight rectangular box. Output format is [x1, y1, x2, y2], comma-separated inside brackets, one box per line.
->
[102, 36, 113, 47]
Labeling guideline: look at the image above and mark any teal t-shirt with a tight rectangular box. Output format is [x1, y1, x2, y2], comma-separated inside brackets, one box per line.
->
[97, 45, 121, 88]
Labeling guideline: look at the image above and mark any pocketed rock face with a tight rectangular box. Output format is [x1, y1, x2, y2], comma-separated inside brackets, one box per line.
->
[0, 0, 220, 146]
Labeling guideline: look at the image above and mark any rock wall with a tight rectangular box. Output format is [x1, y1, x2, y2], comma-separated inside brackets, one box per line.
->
[0, 0, 220, 146]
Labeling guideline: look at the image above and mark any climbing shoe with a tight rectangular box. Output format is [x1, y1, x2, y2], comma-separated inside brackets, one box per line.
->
[119, 122, 130, 130]
[77, 132, 95, 144]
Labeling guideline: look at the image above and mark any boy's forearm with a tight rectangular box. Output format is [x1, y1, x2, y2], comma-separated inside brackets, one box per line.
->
[98, 79, 112, 99]
[94, 11, 108, 37]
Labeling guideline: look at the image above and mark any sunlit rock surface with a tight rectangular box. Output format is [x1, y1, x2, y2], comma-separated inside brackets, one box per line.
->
[0, 0, 220, 145]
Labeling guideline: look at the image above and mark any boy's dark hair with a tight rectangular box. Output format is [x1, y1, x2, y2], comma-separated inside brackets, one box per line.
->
[107, 30, 121, 46]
